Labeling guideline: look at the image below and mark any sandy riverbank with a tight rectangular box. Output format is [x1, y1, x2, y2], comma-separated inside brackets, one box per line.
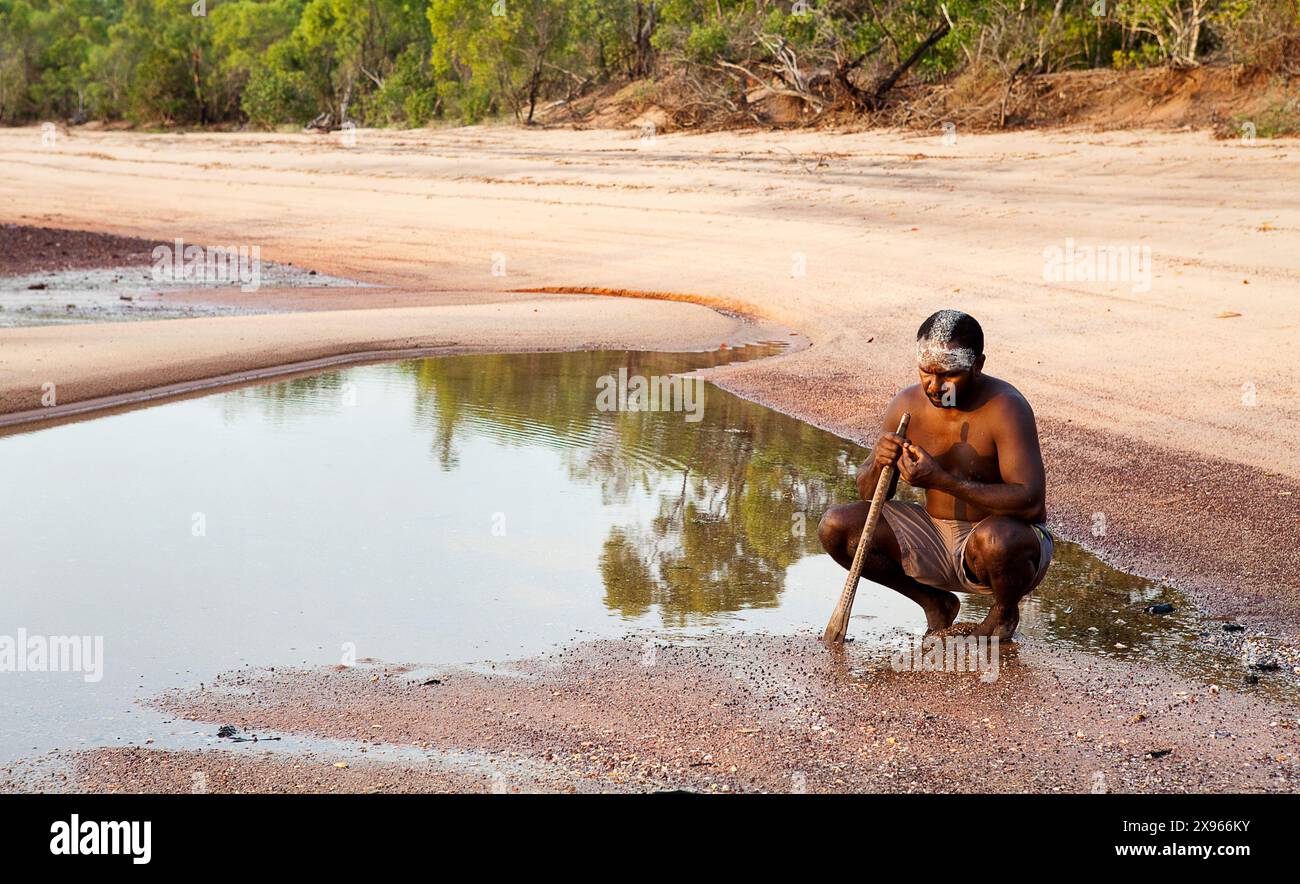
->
[2, 123, 1296, 627]
[7, 631, 1297, 794]
[1, 123, 1298, 792]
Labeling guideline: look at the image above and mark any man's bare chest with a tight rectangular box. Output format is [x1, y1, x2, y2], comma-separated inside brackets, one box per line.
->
[908, 415, 1002, 484]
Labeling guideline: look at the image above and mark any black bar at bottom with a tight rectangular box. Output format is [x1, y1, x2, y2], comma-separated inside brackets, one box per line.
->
[0, 793, 1287, 868]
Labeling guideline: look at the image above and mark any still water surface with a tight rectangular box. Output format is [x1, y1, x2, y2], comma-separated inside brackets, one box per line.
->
[0, 347, 1259, 760]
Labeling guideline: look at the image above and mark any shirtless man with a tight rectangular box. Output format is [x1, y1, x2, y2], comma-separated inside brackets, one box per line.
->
[818, 310, 1052, 640]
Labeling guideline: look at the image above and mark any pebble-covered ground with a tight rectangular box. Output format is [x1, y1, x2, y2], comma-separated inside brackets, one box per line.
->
[0, 223, 162, 275]
[9, 629, 1296, 794]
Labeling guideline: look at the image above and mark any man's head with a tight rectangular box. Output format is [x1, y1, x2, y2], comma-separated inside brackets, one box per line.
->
[916, 309, 985, 408]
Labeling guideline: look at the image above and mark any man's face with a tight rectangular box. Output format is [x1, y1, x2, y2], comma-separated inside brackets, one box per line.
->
[917, 342, 982, 408]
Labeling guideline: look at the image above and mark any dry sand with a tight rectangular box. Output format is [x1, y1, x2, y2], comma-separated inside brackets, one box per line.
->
[1, 123, 1298, 793]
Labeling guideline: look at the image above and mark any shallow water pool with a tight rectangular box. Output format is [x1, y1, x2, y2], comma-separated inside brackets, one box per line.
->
[0, 347, 1268, 760]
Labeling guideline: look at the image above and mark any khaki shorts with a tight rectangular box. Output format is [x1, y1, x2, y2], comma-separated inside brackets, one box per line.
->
[879, 500, 1053, 596]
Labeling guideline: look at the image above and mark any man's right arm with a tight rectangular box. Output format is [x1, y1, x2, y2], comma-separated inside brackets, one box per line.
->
[855, 392, 909, 502]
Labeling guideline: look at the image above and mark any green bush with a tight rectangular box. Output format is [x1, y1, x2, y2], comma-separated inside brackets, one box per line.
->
[242, 66, 314, 127]
[686, 22, 728, 65]
[1241, 97, 1300, 136]
[369, 44, 439, 126]
[685, 22, 729, 64]
[1112, 43, 1166, 70]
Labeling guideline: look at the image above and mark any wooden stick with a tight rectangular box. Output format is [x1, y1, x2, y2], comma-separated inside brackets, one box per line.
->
[823, 412, 911, 645]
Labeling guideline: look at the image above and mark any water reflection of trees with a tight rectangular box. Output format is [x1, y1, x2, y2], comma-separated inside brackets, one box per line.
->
[399, 349, 866, 625]
[220, 372, 345, 425]
[215, 350, 1226, 666]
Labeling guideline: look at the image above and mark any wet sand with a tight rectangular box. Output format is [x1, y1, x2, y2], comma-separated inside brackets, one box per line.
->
[7, 632, 1296, 794]
[1, 124, 1298, 792]
[12, 745, 620, 794]
[0, 298, 763, 428]
[0, 224, 163, 275]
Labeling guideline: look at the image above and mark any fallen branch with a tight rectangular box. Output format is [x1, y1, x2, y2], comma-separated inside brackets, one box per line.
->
[833, 39, 886, 106]
[998, 58, 1031, 128]
[868, 13, 952, 109]
[715, 60, 826, 113]
[359, 65, 385, 90]
[304, 112, 340, 133]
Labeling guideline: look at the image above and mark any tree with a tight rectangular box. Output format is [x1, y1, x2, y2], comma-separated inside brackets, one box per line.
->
[1117, 0, 1216, 68]
[429, 0, 574, 124]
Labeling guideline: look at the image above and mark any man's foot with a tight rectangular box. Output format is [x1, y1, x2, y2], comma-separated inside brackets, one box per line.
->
[922, 591, 962, 634]
[973, 604, 1019, 641]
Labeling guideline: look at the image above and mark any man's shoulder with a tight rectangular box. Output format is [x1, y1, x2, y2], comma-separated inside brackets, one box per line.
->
[980, 376, 1034, 418]
[890, 384, 927, 410]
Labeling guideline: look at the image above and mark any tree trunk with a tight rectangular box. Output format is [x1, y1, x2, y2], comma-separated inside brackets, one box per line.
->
[1035, 0, 1067, 73]
[633, 2, 657, 77]
[526, 60, 542, 124]
[339, 77, 353, 123]
[190, 46, 207, 125]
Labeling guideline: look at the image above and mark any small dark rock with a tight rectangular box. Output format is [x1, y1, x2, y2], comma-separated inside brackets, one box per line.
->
[420, 678, 442, 686]
[1147, 748, 1173, 759]
[217, 725, 239, 739]
[1223, 623, 1246, 633]
[27, 283, 47, 290]
[1249, 661, 1281, 672]
[1145, 603, 1175, 615]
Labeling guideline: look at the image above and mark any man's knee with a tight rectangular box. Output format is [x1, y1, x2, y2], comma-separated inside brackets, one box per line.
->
[817, 506, 850, 553]
[968, 517, 1037, 576]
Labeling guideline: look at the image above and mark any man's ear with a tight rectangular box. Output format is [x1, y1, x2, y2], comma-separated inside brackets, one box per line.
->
[974, 354, 987, 373]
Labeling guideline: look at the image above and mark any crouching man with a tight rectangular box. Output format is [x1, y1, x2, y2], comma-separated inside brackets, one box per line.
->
[818, 310, 1053, 640]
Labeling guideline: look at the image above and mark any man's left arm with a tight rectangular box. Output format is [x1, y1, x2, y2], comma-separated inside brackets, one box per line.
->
[898, 397, 1046, 521]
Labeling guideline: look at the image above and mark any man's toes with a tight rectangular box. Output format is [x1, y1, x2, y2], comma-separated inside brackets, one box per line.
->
[923, 594, 961, 633]
[974, 607, 1019, 640]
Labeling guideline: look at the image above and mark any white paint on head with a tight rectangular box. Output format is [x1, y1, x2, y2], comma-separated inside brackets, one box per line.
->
[917, 310, 978, 371]
[916, 341, 976, 371]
